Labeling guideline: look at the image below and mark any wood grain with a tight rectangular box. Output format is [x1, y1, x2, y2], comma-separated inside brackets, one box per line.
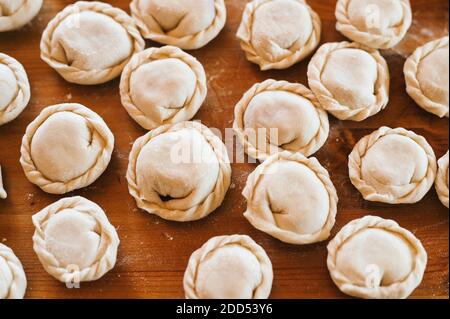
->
[0, 0, 448, 299]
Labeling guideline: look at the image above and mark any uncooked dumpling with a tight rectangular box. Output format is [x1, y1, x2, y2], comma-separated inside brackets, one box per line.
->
[404, 36, 449, 118]
[0, 243, 26, 299]
[0, 0, 42, 32]
[130, 0, 226, 50]
[237, 0, 321, 70]
[127, 121, 231, 222]
[308, 41, 390, 121]
[436, 151, 449, 208]
[20, 103, 114, 194]
[120, 46, 207, 130]
[40, 1, 145, 85]
[349, 126, 437, 204]
[0, 53, 30, 126]
[243, 151, 338, 244]
[335, 0, 412, 49]
[183, 235, 273, 299]
[32, 196, 120, 284]
[233, 79, 329, 161]
[327, 215, 427, 299]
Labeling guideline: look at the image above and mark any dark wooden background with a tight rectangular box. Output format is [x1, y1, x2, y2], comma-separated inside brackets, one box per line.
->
[0, 0, 448, 298]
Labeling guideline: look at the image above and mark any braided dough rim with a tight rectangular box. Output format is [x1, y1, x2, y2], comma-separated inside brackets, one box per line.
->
[0, 243, 27, 299]
[307, 41, 390, 121]
[348, 126, 437, 204]
[236, 0, 321, 70]
[183, 234, 273, 299]
[0, 0, 43, 32]
[327, 215, 427, 299]
[32, 196, 120, 283]
[20, 103, 115, 195]
[126, 121, 231, 222]
[0, 165, 6, 199]
[233, 79, 329, 161]
[335, 0, 412, 49]
[404, 36, 449, 118]
[435, 151, 449, 208]
[0, 53, 31, 126]
[243, 151, 338, 245]
[40, 1, 145, 85]
[120, 46, 207, 130]
[130, 0, 226, 50]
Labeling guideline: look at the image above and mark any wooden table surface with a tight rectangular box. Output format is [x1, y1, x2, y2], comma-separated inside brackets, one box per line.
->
[0, 0, 448, 299]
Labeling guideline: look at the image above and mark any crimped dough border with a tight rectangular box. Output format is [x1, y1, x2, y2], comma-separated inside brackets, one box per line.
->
[20, 103, 115, 194]
[327, 215, 427, 299]
[233, 79, 329, 161]
[335, 0, 412, 49]
[307, 41, 390, 121]
[436, 150, 449, 208]
[0, 53, 30, 126]
[243, 151, 338, 244]
[130, 0, 227, 50]
[0, 0, 43, 32]
[32, 196, 120, 283]
[126, 121, 231, 222]
[183, 234, 273, 299]
[120, 46, 207, 130]
[236, 0, 321, 70]
[348, 126, 437, 204]
[40, 1, 145, 85]
[404, 36, 449, 118]
[0, 243, 27, 299]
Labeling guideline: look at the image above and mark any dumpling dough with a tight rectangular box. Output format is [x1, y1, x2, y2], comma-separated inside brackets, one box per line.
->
[0, 244, 26, 299]
[130, 0, 226, 50]
[237, 0, 321, 70]
[0, 0, 42, 32]
[327, 215, 427, 299]
[183, 235, 273, 299]
[233, 80, 329, 161]
[120, 46, 207, 130]
[335, 0, 412, 49]
[308, 41, 390, 121]
[243, 151, 338, 245]
[404, 37, 449, 118]
[0, 165, 6, 199]
[40, 1, 145, 85]
[20, 103, 114, 194]
[32, 196, 120, 284]
[0, 53, 30, 126]
[127, 121, 231, 222]
[436, 151, 449, 208]
[349, 127, 437, 204]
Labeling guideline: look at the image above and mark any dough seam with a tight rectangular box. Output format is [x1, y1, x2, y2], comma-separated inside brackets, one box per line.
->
[130, 0, 227, 50]
[120, 46, 207, 130]
[0, 0, 43, 32]
[335, 0, 412, 49]
[435, 151, 449, 208]
[243, 151, 338, 244]
[0, 53, 31, 126]
[32, 196, 120, 283]
[327, 215, 427, 299]
[233, 79, 329, 161]
[126, 121, 231, 222]
[404, 36, 449, 118]
[307, 41, 390, 121]
[20, 103, 114, 194]
[40, 1, 145, 85]
[348, 126, 437, 204]
[236, 0, 321, 70]
[183, 234, 273, 299]
[0, 244, 27, 299]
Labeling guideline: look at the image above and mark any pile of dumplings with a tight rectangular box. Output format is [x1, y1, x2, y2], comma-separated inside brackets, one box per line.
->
[0, 0, 448, 300]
